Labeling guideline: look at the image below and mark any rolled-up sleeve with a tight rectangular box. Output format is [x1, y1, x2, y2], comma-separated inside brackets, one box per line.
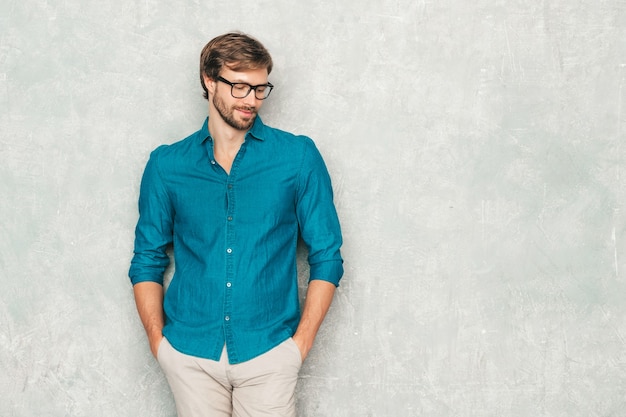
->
[129, 146, 174, 286]
[295, 138, 344, 286]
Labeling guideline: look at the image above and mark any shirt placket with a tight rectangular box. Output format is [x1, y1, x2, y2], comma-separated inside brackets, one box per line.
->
[222, 141, 247, 364]
[205, 137, 238, 361]
[223, 178, 235, 360]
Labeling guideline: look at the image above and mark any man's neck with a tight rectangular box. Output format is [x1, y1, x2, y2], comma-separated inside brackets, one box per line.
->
[207, 111, 251, 175]
[208, 115, 248, 150]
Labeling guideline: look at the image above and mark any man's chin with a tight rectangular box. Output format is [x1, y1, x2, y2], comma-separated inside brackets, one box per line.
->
[236, 114, 256, 130]
[227, 117, 255, 131]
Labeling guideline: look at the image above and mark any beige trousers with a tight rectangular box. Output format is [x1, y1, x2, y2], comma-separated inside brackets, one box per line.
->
[157, 337, 302, 417]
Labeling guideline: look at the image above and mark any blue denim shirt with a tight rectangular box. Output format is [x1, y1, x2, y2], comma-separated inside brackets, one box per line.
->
[129, 117, 343, 364]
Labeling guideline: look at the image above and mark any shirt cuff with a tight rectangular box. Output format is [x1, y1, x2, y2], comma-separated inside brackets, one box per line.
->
[309, 260, 344, 287]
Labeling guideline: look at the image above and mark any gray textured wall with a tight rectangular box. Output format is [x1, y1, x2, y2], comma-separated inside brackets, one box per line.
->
[2, 1, 626, 416]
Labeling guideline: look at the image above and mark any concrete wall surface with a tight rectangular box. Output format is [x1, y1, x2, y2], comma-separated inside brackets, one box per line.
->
[2, 0, 626, 416]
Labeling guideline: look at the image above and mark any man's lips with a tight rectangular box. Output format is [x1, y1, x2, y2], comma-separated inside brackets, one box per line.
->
[236, 107, 256, 117]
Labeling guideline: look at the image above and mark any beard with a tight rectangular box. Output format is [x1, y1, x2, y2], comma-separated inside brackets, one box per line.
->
[212, 93, 257, 131]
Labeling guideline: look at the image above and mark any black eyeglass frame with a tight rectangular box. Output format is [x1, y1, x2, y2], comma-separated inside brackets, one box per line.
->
[216, 76, 274, 100]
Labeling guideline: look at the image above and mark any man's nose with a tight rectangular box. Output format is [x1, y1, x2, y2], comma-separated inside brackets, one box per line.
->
[243, 90, 259, 106]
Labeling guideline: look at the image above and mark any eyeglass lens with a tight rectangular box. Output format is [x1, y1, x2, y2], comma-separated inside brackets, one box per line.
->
[230, 83, 272, 99]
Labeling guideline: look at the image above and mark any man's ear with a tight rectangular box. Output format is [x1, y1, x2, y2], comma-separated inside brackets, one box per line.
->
[203, 74, 216, 95]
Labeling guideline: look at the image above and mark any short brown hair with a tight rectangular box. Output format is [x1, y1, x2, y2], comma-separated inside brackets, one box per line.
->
[199, 32, 273, 100]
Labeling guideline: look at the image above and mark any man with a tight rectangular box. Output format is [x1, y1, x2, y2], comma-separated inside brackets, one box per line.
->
[129, 32, 344, 417]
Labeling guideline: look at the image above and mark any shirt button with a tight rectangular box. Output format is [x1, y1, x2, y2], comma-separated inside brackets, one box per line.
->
[210, 160, 216, 165]
[226, 248, 232, 254]
[225, 316, 230, 321]
[227, 216, 233, 221]
[226, 282, 232, 288]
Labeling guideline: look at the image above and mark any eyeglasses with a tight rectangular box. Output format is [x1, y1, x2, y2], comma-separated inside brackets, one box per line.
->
[216, 76, 274, 100]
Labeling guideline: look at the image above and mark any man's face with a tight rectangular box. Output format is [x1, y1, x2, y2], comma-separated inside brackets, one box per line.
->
[207, 67, 269, 131]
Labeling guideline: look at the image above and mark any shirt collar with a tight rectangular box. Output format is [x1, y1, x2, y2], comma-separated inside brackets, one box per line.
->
[200, 115, 267, 144]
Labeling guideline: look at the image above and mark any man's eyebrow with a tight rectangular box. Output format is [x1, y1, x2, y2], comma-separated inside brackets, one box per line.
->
[230, 79, 270, 86]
